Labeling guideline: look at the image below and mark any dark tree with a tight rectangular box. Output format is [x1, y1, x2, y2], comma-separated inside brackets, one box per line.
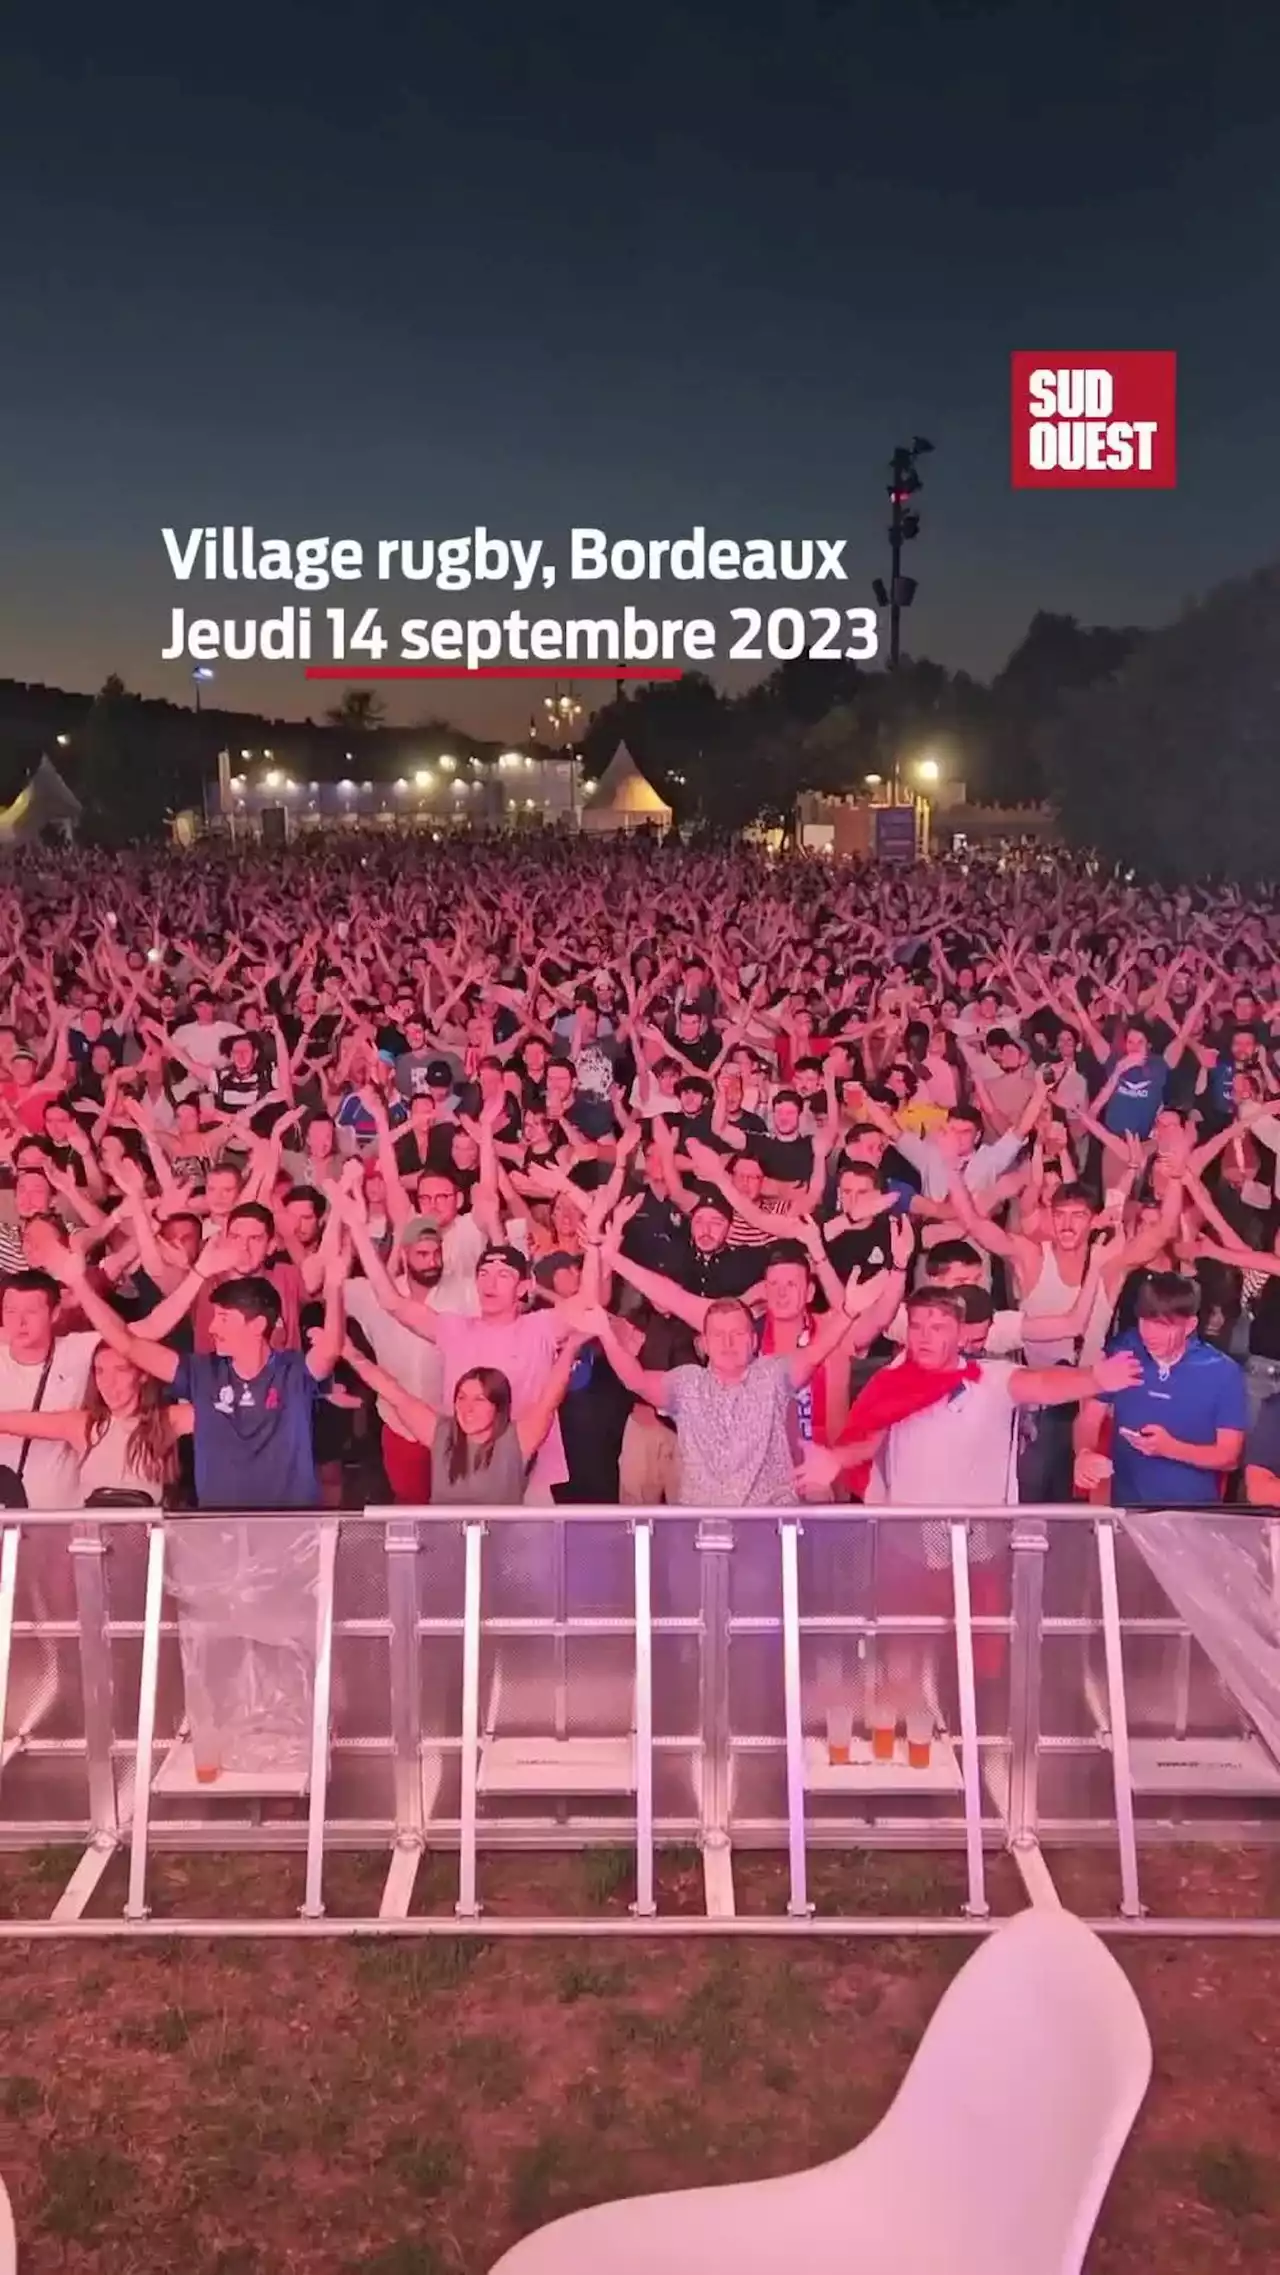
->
[988, 611, 1146, 801]
[1044, 564, 1280, 880]
[77, 674, 155, 841]
[325, 688, 387, 733]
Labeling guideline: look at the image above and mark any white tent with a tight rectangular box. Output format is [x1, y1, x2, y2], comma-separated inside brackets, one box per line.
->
[579, 742, 672, 835]
[0, 755, 82, 842]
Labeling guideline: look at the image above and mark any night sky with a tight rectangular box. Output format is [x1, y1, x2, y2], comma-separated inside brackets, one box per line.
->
[4, 0, 1278, 736]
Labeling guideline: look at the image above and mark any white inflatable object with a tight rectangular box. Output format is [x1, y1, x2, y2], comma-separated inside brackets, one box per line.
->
[489, 1909, 1152, 2275]
[0, 2169, 14, 2275]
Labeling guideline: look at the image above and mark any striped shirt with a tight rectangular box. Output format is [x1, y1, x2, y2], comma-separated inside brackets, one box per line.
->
[725, 1195, 793, 1249]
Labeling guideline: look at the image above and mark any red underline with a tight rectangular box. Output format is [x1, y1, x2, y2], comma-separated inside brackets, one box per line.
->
[304, 665, 683, 682]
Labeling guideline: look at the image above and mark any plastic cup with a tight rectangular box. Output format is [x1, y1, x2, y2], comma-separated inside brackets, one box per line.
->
[826, 1704, 854, 1765]
[906, 1711, 932, 1770]
[871, 1720, 896, 1763]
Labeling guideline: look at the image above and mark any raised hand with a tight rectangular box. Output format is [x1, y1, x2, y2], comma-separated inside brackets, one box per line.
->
[1093, 1350, 1143, 1394]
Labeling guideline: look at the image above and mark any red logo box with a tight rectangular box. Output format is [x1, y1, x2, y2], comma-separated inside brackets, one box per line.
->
[1011, 352, 1176, 489]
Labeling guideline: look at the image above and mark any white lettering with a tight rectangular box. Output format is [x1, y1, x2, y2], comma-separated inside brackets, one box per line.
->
[1026, 367, 1115, 420]
[162, 527, 203, 580]
[1027, 417, 1159, 471]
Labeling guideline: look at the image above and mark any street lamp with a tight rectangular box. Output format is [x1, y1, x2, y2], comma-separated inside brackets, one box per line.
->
[916, 756, 940, 786]
[864, 772, 882, 789]
[192, 665, 214, 716]
[542, 685, 584, 825]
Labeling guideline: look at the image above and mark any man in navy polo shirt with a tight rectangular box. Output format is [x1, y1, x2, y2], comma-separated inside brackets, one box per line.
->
[51, 1236, 342, 1509]
[1077, 1273, 1246, 1506]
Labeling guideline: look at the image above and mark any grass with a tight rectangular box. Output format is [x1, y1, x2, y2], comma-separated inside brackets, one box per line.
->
[1187, 2140, 1274, 2221]
[2, 1845, 1279, 2273]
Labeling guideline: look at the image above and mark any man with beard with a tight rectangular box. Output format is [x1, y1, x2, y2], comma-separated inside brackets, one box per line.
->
[343, 1217, 451, 1502]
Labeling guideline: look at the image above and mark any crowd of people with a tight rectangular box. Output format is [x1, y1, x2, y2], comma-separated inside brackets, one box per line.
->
[0, 830, 1277, 1524]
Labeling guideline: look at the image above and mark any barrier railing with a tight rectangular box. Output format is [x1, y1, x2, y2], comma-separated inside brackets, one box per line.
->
[2, 1504, 1279, 1936]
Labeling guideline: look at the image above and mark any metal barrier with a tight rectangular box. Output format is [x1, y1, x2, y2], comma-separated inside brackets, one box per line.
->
[2, 1504, 1279, 1936]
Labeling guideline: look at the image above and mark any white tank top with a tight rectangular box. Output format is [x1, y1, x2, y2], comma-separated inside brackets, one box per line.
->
[77, 1417, 162, 1506]
[1021, 1240, 1112, 1367]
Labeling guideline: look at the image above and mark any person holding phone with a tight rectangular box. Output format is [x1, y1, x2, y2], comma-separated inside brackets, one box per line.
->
[1074, 1272, 1247, 1507]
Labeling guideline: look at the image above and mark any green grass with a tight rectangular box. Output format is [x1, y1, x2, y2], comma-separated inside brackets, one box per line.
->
[1188, 2140, 1273, 2220]
[3, 1847, 1279, 2275]
[581, 1846, 634, 1906]
[39, 2143, 136, 2243]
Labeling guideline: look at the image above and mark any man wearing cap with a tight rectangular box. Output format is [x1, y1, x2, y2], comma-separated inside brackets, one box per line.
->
[334, 1196, 587, 1504]
[364, 1089, 505, 1313]
[635, 1184, 761, 1305]
[531, 1248, 633, 1500]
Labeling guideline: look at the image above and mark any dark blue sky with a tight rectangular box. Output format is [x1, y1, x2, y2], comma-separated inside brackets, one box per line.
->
[3, 0, 1277, 735]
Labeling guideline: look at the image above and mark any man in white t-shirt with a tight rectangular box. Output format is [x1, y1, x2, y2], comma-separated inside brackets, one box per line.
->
[156, 994, 243, 1101]
[803, 1285, 1139, 1509]
[344, 1224, 449, 1504]
[0, 1270, 98, 1508]
[797, 1284, 1139, 1741]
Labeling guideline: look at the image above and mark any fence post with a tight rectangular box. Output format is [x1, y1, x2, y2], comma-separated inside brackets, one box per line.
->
[697, 1515, 735, 1918]
[779, 1515, 811, 1919]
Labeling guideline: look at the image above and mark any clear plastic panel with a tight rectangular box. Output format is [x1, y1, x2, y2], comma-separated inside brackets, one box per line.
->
[1122, 1510, 1280, 1758]
[165, 1519, 320, 1778]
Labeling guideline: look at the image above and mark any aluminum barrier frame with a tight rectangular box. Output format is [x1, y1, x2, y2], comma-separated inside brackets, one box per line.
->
[2, 1503, 1280, 1938]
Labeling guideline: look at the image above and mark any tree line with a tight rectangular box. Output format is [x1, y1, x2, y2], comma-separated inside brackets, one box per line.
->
[9, 563, 1277, 878]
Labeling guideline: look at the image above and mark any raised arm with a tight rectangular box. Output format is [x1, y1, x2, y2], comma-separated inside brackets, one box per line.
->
[1008, 1348, 1142, 1409]
[588, 1309, 673, 1409]
[50, 1246, 181, 1385]
[343, 1340, 440, 1446]
[512, 1335, 590, 1460]
[601, 1222, 708, 1333]
[330, 1181, 441, 1343]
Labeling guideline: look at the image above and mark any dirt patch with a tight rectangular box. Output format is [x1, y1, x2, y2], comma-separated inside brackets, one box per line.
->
[1, 1847, 1279, 2273]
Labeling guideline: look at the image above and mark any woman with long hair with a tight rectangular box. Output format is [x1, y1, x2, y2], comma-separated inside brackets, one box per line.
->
[341, 1341, 584, 1505]
[0, 1340, 189, 1505]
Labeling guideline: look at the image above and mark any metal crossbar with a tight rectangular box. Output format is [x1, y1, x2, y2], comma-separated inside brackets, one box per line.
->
[1, 1504, 1279, 1936]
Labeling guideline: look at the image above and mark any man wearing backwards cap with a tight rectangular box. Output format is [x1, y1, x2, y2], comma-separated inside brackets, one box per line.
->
[333, 1191, 595, 1503]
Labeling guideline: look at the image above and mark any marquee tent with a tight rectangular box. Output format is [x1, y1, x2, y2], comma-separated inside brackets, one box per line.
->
[0, 755, 82, 842]
[578, 742, 672, 835]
